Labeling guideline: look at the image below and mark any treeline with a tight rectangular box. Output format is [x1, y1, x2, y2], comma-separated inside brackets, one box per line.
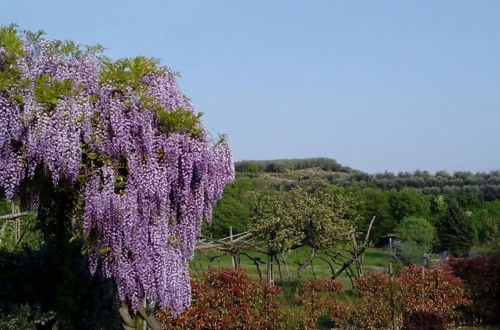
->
[207, 173, 500, 253]
[236, 158, 500, 200]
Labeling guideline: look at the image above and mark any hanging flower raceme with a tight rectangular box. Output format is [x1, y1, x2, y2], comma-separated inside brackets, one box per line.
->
[0, 26, 234, 314]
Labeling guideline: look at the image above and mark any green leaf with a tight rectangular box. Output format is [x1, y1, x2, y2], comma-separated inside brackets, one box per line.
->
[87, 152, 98, 160]
[99, 246, 112, 254]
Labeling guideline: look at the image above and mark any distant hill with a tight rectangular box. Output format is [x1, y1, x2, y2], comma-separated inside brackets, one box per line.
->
[235, 157, 355, 174]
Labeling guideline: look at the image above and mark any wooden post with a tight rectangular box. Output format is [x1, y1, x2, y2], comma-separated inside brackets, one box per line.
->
[229, 226, 236, 268]
[12, 203, 21, 243]
[389, 262, 397, 330]
[267, 253, 274, 285]
[11, 203, 15, 242]
[389, 235, 398, 330]
[284, 258, 292, 282]
[0, 221, 7, 245]
[275, 255, 284, 283]
[16, 214, 21, 244]
[351, 229, 362, 278]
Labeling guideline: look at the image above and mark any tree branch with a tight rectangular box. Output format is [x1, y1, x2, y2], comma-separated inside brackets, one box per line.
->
[315, 256, 335, 277]
[195, 232, 253, 250]
[364, 216, 376, 246]
[137, 304, 162, 330]
[0, 212, 32, 221]
[119, 305, 136, 330]
[297, 248, 317, 279]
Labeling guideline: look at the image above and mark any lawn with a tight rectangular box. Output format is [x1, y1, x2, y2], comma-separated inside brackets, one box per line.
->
[190, 246, 391, 290]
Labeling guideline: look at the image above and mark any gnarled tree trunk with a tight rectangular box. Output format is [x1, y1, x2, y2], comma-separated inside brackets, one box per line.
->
[297, 248, 317, 279]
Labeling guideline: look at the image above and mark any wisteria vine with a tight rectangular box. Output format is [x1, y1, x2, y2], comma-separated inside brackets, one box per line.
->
[0, 26, 234, 314]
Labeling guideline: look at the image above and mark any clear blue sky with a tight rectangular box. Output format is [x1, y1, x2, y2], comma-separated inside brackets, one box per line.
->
[2, 1, 499, 173]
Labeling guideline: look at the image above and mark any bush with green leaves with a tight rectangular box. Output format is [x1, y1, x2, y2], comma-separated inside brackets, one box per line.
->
[395, 216, 437, 252]
[394, 240, 428, 265]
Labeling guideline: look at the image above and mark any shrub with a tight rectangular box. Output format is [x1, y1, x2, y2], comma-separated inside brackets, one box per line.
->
[156, 268, 282, 330]
[448, 253, 500, 323]
[295, 278, 342, 330]
[0, 245, 120, 329]
[0, 304, 56, 330]
[339, 265, 470, 328]
[395, 240, 428, 265]
[329, 300, 354, 329]
[0, 304, 35, 330]
[397, 265, 470, 320]
[351, 272, 396, 328]
[278, 305, 308, 330]
[402, 311, 447, 330]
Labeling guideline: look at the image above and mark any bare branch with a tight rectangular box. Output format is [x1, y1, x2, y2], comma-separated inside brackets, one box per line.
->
[0, 212, 32, 220]
[364, 216, 376, 246]
[195, 232, 253, 250]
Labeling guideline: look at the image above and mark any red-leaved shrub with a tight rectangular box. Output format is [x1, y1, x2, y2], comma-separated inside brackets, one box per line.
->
[351, 272, 396, 329]
[402, 311, 447, 330]
[398, 265, 470, 320]
[329, 300, 355, 329]
[295, 278, 343, 330]
[335, 265, 470, 328]
[448, 253, 500, 323]
[156, 267, 282, 329]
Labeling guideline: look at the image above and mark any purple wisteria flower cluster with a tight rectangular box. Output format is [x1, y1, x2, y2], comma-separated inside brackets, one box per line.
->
[0, 29, 234, 314]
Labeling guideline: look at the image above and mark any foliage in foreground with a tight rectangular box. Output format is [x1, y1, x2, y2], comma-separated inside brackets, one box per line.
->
[448, 253, 500, 324]
[155, 265, 476, 330]
[294, 278, 343, 330]
[329, 265, 470, 329]
[402, 311, 447, 330]
[0, 24, 233, 317]
[0, 244, 120, 329]
[156, 268, 282, 329]
[0, 304, 56, 330]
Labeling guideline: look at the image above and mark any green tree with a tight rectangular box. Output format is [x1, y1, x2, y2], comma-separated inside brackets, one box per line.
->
[359, 187, 393, 243]
[206, 185, 251, 238]
[390, 188, 431, 223]
[469, 201, 500, 247]
[253, 182, 352, 281]
[395, 216, 436, 253]
[438, 199, 473, 257]
[205, 175, 266, 238]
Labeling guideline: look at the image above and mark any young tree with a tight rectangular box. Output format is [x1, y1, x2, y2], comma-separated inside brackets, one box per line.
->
[0, 25, 233, 327]
[395, 216, 436, 253]
[253, 182, 352, 282]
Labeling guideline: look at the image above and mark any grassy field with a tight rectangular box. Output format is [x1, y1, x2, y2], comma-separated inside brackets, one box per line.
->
[190, 246, 391, 290]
